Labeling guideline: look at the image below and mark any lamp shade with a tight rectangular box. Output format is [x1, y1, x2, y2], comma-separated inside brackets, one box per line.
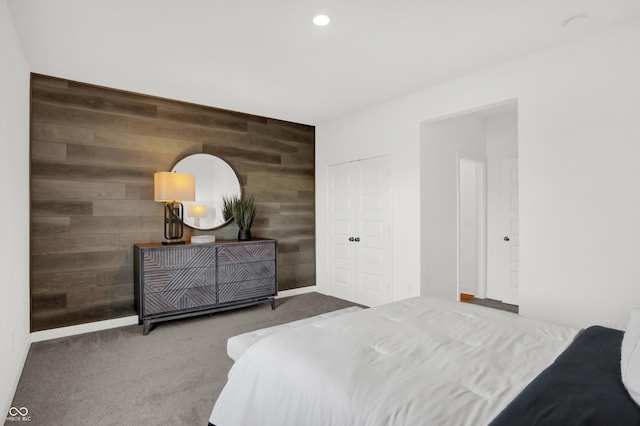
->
[154, 172, 196, 202]
[187, 205, 207, 218]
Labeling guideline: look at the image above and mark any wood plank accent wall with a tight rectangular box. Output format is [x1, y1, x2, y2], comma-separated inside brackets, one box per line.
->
[30, 74, 315, 331]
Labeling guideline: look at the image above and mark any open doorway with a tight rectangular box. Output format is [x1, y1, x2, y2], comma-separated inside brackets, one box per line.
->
[420, 100, 518, 307]
[457, 154, 486, 300]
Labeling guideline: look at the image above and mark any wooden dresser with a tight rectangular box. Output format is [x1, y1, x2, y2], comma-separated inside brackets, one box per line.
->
[134, 239, 277, 335]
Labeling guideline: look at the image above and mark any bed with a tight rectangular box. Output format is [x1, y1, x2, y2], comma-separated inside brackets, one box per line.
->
[209, 297, 640, 425]
[490, 325, 640, 425]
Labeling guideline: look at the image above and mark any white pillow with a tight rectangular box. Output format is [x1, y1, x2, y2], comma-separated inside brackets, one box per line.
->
[621, 308, 640, 406]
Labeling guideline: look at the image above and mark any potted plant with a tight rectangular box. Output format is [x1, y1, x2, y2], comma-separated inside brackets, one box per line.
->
[222, 195, 236, 222]
[224, 194, 257, 240]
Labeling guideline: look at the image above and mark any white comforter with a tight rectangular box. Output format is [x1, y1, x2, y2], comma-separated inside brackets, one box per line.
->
[210, 297, 578, 426]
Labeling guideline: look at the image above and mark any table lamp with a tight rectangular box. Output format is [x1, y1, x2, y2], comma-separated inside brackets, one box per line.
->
[154, 171, 196, 245]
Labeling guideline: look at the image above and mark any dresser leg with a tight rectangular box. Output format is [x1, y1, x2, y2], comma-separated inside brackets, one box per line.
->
[270, 298, 276, 310]
[143, 320, 151, 335]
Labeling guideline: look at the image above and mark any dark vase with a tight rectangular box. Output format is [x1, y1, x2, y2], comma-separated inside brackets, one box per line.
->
[238, 229, 252, 241]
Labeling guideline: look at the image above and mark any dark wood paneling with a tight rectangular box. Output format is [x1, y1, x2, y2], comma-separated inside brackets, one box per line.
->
[31, 200, 93, 217]
[30, 74, 316, 331]
[31, 162, 155, 183]
[30, 300, 135, 331]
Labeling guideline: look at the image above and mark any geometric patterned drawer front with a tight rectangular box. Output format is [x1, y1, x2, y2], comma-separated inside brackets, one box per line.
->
[144, 245, 216, 269]
[142, 246, 216, 293]
[218, 260, 276, 284]
[144, 285, 218, 316]
[143, 265, 216, 294]
[217, 242, 275, 265]
[218, 278, 276, 304]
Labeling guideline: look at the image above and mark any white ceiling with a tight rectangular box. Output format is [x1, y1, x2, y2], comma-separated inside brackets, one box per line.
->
[7, 0, 640, 125]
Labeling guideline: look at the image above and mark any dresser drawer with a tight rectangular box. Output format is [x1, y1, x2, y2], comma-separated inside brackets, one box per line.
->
[218, 260, 276, 284]
[141, 246, 216, 293]
[142, 245, 216, 269]
[218, 278, 276, 304]
[142, 265, 216, 294]
[144, 285, 218, 316]
[217, 242, 276, 265]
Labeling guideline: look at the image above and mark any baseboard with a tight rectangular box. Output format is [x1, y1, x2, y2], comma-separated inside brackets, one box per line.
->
[30, 316, 139, 343]
[276, 285, 317, 298]
[30, 286, 318, 342]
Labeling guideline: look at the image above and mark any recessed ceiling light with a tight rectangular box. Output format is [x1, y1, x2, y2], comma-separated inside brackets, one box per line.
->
[313, 14, 330, 26]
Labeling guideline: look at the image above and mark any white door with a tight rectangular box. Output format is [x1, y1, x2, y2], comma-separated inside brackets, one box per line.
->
[457, 155, 487, 299]
[328, 156, 392, 307]
[328, 162, 358, 302]
[500, 158, 519, 305]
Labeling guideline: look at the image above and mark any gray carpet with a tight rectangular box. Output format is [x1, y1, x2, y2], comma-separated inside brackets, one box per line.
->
[467, 298, 519, 314]
[8, 292, 358, 426]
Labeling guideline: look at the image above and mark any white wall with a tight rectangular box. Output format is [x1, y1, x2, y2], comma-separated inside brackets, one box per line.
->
[317, 18, 640, 329]
[485, 111, 518, 301]
[420, 114, 486, 300]
[0, 0, 31, 415]
[459, 159, 480, 295]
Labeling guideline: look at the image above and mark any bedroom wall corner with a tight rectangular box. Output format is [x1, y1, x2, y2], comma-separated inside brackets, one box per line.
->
[0, 0, 32, 416]
[317, 18, 640, 329]
[28, 74, 315, 331]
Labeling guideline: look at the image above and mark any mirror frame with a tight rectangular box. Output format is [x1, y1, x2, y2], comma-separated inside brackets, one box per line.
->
[171, 153, 242, 231]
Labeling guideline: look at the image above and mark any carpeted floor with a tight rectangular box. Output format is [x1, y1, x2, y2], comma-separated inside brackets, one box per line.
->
[467, 297, 519, 314]
[8, 292, 358, 426]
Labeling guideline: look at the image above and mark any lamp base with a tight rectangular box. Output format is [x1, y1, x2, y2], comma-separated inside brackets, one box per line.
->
[162, 239, 186, 245]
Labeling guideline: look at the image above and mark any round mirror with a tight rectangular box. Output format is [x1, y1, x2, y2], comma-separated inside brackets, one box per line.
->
[171, 153, 242, 230]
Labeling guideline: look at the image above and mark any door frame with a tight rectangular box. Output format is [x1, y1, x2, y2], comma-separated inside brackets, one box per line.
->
[456, 152, 487, 300]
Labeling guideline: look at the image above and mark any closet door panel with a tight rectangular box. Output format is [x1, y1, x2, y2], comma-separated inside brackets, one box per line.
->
[328, 162, 357, 301]
[327, 156, 392, 306]
[355, 156, 392, 306]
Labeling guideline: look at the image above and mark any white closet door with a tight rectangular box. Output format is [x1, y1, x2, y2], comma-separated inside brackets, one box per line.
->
[328, 156, 392, 306]
[328, 162, 358, 301]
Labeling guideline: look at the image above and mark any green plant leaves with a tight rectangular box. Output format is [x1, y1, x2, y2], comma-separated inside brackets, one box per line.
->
[223, 194, 257, 230]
